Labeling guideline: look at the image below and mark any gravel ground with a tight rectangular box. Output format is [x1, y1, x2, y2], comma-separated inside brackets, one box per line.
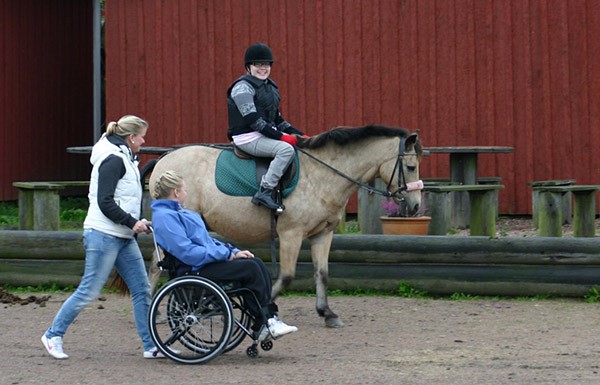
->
[2, 292, 599, 385]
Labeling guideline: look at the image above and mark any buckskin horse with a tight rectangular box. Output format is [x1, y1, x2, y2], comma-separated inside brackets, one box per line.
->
[146, 125, 423, 328]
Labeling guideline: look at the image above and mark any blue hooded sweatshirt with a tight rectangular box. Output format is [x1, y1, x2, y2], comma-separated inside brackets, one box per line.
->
[150, 199, 240, 271]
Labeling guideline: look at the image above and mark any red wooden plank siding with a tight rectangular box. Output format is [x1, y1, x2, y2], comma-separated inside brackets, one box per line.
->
[589, 1, 600, 189]
[102, 0, 600, 215]
[0, 0, 93, 200]
[511, 0, 535, 213]
[491, 0, 515, 212]
[455, 0, 477, 149]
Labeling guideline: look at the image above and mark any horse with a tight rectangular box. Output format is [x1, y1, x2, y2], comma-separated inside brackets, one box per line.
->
[147, 124, 424, 328]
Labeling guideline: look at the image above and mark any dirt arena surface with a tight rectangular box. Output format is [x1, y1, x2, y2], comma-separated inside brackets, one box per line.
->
[2, 292, 599, 385]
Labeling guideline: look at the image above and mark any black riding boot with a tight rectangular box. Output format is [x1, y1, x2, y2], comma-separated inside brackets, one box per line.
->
[251, 186, 283, 211]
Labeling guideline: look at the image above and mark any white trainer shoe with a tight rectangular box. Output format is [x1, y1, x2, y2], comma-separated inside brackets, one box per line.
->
[143, 347, 167, 359]
[41, 334, 69, 359]
[143, 347, 180, 359]
[266, 316, 298, 339]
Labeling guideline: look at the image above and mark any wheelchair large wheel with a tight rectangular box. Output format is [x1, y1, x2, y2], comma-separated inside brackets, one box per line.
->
[224, 290, 252, 353]
[148, 276, 233, 364]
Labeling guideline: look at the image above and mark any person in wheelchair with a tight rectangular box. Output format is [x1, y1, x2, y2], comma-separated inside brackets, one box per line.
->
[150, 170, 298, 341]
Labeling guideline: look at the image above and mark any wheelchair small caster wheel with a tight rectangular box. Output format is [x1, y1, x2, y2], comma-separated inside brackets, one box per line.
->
[260, 340, 273, 351]
[246, 345, 259, 358]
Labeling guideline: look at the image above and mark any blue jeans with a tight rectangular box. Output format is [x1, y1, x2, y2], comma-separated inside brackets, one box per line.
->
[45, 229, 154, 351]
[236, 136, 294, 189]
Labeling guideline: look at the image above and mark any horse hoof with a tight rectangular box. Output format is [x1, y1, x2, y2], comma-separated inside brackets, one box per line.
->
[325, 317, 344, 328]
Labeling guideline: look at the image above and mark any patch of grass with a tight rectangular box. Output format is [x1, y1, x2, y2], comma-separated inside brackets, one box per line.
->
[344, 220, 361, 234]
[282, 284, 592, 303]
[584, 286, 600, 303]
[59, 196, 88, 229]
[330, 288, 399, 296]
[513, 294, 551, 301]
[0, 201, 18, 227]
[0, 196, 88, 230]
[397, 282, 430, 298]
[60, 196, 88, 211]
[3, 282, 598, 304]
[3, 283, 75, 294]
[449, 292, 481, 300]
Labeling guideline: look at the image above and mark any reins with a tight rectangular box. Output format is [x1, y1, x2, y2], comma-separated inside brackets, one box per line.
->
[296, 135, 417, 198]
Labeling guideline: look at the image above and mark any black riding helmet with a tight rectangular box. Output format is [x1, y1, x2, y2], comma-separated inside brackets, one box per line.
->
[244, 42, 274, 68]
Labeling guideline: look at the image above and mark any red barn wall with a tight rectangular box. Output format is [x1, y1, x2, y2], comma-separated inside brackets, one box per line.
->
[0, 0, 94, 200]
[104, 0, 600, 215]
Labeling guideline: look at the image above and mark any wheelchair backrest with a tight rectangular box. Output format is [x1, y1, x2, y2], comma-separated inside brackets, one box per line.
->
[157, 248, 194, 280]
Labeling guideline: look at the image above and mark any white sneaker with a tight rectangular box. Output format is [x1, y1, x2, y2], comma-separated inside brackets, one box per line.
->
[267, 316, 298, 339]
[143, 347, 180, 359]
[143, 347, 166, 359]
[41, 334, 69, 359]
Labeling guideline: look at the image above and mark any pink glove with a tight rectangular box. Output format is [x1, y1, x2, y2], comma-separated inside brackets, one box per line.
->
[280, 134, 298, 146]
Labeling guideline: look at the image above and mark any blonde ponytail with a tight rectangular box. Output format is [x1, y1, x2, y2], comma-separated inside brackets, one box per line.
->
[152, 170, 183, 199]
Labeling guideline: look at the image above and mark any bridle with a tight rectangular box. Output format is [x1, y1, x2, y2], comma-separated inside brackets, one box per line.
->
[295, 135, 421, 199]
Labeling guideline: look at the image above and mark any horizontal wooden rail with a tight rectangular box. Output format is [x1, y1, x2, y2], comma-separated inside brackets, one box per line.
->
[2, 231, 600, 265]
[1, 231, 600, 296]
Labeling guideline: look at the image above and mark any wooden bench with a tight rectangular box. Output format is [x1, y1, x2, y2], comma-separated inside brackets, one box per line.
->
[424, 184, 504, 236]
[533, 185, 600, 237]
[529, 179, 575, 228]
[12, 181, 89, 230]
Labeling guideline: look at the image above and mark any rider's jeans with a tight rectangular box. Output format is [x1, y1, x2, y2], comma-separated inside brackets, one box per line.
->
[45, 229, 154, 351]
[236, 136, 294, 189]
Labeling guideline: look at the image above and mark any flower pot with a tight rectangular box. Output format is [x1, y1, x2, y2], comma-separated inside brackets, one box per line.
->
[379, 216, 431, 235]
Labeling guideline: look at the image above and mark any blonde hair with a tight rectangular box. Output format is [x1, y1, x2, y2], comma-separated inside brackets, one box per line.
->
[152, 170, 184, 199]
[105, 115, 148, 138]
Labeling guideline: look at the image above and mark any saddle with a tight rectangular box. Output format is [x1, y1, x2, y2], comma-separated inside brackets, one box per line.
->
[215, 145, 299, 198]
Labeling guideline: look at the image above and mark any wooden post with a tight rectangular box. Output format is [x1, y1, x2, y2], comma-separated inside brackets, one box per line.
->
[570, 187, 599, 237]
[469, 189, 498, 236]
[424, 189, 451, 235]
[537, 191, 563, 237]
[358, 179, 385, 234]
[449, 153, 477, 228]
[478, 176, 502, 219]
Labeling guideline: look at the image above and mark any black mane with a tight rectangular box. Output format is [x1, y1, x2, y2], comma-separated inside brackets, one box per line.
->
[297, 124, 417, 150]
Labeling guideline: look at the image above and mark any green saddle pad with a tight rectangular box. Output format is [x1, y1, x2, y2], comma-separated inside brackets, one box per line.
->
[215, 149, 299, 197]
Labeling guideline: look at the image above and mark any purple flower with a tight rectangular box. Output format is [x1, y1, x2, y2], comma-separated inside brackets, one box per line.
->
[380, 193, 428, 217]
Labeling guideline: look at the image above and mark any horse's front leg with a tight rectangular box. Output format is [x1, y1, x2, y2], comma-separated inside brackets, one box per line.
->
[271, 232, 303, 300]
[310, 229, 344, 328]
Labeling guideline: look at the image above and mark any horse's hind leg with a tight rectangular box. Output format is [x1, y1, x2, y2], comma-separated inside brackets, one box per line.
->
[310, 230, 344, 328]
[148, 249, 162, 295]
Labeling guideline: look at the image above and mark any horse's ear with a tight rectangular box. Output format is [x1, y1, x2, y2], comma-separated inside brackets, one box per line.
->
[405, 130, 419, 148]
[405, 130, 422, 155]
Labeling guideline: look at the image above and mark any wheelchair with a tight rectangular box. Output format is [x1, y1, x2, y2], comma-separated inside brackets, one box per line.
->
[147, 232, 275, 364]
